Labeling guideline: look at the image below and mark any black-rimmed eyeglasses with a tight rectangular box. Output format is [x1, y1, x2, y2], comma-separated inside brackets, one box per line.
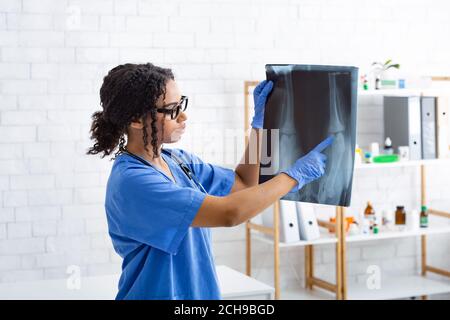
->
[156, 95, 188, 120]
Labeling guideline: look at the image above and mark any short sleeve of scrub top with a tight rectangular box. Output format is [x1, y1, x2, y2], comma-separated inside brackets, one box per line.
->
[105, 149, 235, 300]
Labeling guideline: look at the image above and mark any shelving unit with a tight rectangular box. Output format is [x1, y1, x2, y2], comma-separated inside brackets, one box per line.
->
[243, 80, 450, 300]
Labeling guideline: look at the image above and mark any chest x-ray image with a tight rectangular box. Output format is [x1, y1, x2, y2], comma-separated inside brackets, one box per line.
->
[259, 64, 358, 207]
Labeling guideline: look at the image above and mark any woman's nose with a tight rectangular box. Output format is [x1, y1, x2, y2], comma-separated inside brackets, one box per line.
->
[177, 111, 187, 122]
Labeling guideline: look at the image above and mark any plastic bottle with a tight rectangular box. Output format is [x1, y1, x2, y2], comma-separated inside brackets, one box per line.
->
[384, 137, 393, 155]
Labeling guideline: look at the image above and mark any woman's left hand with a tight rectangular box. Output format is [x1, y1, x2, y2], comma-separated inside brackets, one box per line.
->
[251, 80, 273, 129]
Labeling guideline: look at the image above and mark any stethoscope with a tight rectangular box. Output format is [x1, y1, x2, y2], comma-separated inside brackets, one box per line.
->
[122, 148, 208, 194]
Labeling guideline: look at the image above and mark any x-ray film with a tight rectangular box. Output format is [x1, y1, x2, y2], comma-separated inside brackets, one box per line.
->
[259, 64, 358, 207]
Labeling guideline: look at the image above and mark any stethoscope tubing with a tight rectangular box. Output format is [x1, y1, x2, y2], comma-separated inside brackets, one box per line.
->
[122, 150, 208, 194]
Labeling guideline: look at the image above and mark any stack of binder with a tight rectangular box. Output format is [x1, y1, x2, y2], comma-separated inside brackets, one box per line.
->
[262, 200, 321, 243]
[383, 95, 449, 160]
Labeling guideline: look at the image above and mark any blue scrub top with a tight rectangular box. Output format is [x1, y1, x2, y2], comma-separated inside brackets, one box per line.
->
[105, 148, 235, 300]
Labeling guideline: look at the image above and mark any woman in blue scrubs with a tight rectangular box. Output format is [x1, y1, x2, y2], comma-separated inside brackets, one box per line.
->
[87, 63, 333, 300]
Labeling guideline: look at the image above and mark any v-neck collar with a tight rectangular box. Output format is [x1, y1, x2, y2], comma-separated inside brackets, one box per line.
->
[160, 151, 177, 184]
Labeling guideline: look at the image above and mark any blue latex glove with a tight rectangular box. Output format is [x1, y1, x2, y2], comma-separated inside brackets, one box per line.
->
[251, 80, 273, 129]
[281, 136, 334, 193]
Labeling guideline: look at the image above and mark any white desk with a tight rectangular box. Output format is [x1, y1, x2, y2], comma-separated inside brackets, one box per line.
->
[0, 265, 274, 300]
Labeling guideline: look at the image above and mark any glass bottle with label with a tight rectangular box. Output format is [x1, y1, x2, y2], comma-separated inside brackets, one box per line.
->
[420, 205, 429, 228]
[395, 206, 406, 226]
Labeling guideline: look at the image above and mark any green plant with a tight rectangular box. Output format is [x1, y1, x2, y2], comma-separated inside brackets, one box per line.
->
[371, 59, 400, 73]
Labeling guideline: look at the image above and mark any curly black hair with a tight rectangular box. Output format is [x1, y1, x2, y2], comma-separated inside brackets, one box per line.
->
[87, 63, 174, 159]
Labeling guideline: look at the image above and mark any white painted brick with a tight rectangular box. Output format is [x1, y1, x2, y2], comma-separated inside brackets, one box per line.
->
[50, 141, 77, 157]
[212, 63, 252, 79]
[110, 32, 152, 47]
[85, 218, 107, 234]
[235, 33, 274, 49]
[87, 262, 120, 276]
[67, 249, 109, 265]
[28, 189, 72, 206]
[3, 190, 28, 207]
[7, 13, 53, 30]
[30, 63, 58, 80]
[126, 16, 167, 32]
[195, 33, 233, 48]
[362, 243, 396, 260]
[7, 222, 32, 239]
[55, 172, 100, 188]
[0, 238, 45, 254]
[1, 80, 47, 94]
[109, 249, 121, 263]
[0, 95, 17, 110]
[1, 110, 47, 125]
[47, 110, 90, 125]
[0, 63, 30, 79]
[210, 18, 254, 33]
[65, 31, 109, 47]
[22, 0, 66, 13]
[0, 208, 15, 223]
[10, 174, 55, 190]
[0, 144, 23, 160]
[0, 31, 18, 46]
[0, 224, 6, 240]
[33, 220, 57, 236]
[27, 157, 76, 174]
[38, 125, 81, 141]
[0, 255, 21, 270]
[0, 154, 28, 172]
[169, 16, 209, 32]
[0, 13, 5, 28]
[36, 252, 67, 268]
[48, 79, 94, 94]
[70, 0, 114, 14]
[119, 48, 163, 63]
[46, 235, 91, 253]
[137, 1, 177, 16]
[15, 206, 61, 222]
[64, 94, 98, 109]
[90, 233, 112, 249]
[21, 255, 37, 269]
[53, 14, 99, 31]
[99, 15, 126, 31]
[0, 269, 44, 282]
[48, 48, 75, 63]
[23, 142, 51, 158]
[76, 48, 119, 63]
[62, 204, 104, 220]
[114, 0, 137, 15]
[57, 219, 85, 236]
[170, 64, 212, 80]
[74, 187, 106, 204]
[18, 95, 63, 110]
[19, 31, 65, 47]
[0, 176, 9, 191]
[1, 47, 47, 63]
[0, 0, 21, 12]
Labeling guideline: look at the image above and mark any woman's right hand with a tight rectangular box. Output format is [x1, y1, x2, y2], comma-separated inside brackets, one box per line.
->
[281, 136, 334, 193]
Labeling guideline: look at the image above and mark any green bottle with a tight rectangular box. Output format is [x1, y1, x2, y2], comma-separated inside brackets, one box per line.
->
[420, 205, 428, 228]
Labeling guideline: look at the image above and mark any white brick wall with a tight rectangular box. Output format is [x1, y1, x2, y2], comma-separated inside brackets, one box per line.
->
[0, 0, 449, 299]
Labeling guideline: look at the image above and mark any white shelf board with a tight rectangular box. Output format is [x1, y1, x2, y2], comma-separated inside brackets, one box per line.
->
[345, 224, 450, 243]
[251, 230, 337, 247]
[358, 88, 450, 97]
[347, 275, 450, 300]
[358, 89, 424, 96]
[355, 158, 450, 170]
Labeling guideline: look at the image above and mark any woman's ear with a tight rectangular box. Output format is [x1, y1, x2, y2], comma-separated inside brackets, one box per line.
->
[129, 117, 144, 130]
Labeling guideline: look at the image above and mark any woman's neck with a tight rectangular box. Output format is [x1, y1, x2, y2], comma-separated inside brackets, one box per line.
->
[125, 143, 165, 167]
